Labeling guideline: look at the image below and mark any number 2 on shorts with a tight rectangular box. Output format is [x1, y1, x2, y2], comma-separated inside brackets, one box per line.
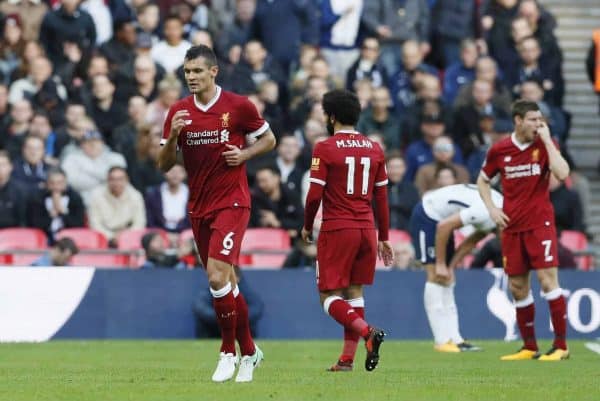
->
[541, 239, 553, 262]
[220, 232, 235, 256]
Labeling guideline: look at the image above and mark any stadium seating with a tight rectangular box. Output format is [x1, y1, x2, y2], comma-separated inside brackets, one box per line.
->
[178, 228, 195, 247]
[240, 228, 291, 269]
[116, 228, 170, 250]
[0, 228, 48, 265]
[70, 253, 131, 268]
[560, 230, 593, 270]
[56, 228, 109, 250]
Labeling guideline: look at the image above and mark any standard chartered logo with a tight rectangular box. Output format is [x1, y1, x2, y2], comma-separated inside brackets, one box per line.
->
[567, 288, 600, 333]
[220, 129, 230, 143]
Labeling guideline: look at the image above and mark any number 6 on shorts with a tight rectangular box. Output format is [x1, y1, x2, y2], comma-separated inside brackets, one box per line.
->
[221, 232, 235, 256]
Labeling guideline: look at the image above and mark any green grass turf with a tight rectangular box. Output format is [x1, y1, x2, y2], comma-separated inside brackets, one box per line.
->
[0, 340, 598, 401]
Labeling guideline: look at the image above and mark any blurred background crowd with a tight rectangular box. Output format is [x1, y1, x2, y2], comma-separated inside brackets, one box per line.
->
[0, 0, 594, 270]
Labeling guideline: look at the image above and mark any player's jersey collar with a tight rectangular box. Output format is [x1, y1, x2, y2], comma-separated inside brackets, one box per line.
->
[193, 85, 222, 112]
[334, 130, 358, 135]
[511, 132, 533, 151]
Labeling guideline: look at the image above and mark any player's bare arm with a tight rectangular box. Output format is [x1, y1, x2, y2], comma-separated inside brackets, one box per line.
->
[448, 230, 488, 270]
[477, 173, 509, 229]
[537, 122, 570, 180]
[434, 213, 464, 278]
[222, 130, 276, 167]
[158, 110, 190, 172]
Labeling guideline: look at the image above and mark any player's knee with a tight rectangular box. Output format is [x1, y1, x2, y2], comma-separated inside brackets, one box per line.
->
[509, 280, 528, 299]
[207, 271, 229, 291]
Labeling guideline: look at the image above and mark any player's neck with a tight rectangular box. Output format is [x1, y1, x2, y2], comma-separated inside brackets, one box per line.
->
[194, 85, 218, 105]
[513, 130, 531, 144]
[334, 124, 356, 135]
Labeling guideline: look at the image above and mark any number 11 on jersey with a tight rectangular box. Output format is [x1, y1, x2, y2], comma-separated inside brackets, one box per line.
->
[345, 156, 370, 195]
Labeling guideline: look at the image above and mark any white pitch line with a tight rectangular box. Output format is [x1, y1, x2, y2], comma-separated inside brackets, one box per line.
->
[584, 342, 600, 355]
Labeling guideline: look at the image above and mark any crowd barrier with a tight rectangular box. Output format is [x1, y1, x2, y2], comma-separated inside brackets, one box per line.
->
[0, 268, 598, 342]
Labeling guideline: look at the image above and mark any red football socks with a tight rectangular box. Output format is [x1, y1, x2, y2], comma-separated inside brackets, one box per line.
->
[234, 291, 256, 356]
[340, 306, 364, 362]
[548, 296, 568, 350]
[516, 303, 538, 351]
[212, 289, 237, 355]
[327, 298, 369, 338]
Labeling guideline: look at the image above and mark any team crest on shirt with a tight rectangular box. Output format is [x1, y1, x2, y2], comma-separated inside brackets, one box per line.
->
[532, 148, 539, 162]
[311, 157, 320, 171]
[221, 112, 230, 128]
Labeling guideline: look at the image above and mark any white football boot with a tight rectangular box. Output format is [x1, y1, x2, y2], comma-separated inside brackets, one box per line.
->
[211, 352, 238, 382]
[235, 345, 264, 382]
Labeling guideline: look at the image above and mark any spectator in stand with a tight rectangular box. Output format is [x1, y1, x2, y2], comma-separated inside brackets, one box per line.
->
[506, 36, 564, 107]
[0, 151, 27, 228]
[145, 163, 190, 234]
[0, 13, 26, 82]
[1, 98, 32, 160]
[116, 55, 160, 105]
[86, 74, 128, 145]
[319, 0, 363, 84]
[480, 0, 519, 64]
[99, 19, 138, 71]
[585, 29, 600, 172]
[151, 15, 192, 74]
[454, 56, 512, 116]
[8, 56, 62, 106]
[135, 2, 161, 46]
[443, 38, 478, 105]
[27, 110, 69, 166]
[144, 75, 182, 129]
[139, 231, 188, 269]
[386, 151, 420, 231]
[251, 0, 319, 74]
[297, 118, 327, 170]
[519, 79, 568, 144]
[250, 165, 304, 241]
[0, 84, 9, 127]
[389, 40, 438, 117]
[39, 0, 96, 70]
[216, 0, 256, 60]
[257, 80, 285, 138]
[549, 173, 586, 236]
[11, 135, 50, 192]
[127, 125, 164, 194]
[88, 166, 146, 247]
[30, 237, 79, 266]
[61, 129, 127, 205]
[290, 75, 328, 129]
[235, 39, 287, 96]
[112, 96, 148, 164]
[361, 0, 430, 77]
[356, 86, 402, 150]
[0, 0, 48, 42]
[9, 39, 44, 83]
[308, 55, 343, 92]
[429, 0, 479, 68]
[57, 112, 94, 162]
[274, 135, 304, 196]
[404, 109, 464, 183]
[289, 44, 319, 99]
[26, 168, 85, 242]
[465, 118, 512, 182]
[80, 0, 112, 46]
[453, 79, 510, 158]
[345, 36, 389, 92]
[391, 241, 416, 270]
[433, 164, 458, 189]
[414, 136, 470, 195]
[518, 0, 562, 66]
[114, 33, 166, 90]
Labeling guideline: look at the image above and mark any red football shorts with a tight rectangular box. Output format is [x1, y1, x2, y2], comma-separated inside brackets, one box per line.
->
[316, 228, 377, 291]
[501, 223, 559, 276]
[190, 207, 250, 267]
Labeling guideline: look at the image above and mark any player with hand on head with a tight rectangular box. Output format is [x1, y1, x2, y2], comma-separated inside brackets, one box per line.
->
[302, 89, 394, 372]
[477, 100, 570, 361]
[158, 45, 277, 382]
[409, 183, 503, 352]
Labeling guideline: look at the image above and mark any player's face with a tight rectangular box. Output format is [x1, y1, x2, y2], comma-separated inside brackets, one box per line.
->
[517, 110, 544, 142]
[183, 57, 218, 95]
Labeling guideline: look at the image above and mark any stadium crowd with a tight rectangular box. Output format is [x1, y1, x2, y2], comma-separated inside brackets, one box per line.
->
[0, 0, 591, 269]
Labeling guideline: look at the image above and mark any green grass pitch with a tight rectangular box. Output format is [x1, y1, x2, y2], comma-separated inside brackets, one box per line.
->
[1, 340, 598, 401]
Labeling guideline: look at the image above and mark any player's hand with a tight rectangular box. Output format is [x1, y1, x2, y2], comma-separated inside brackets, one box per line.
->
[378, 241, 394, 267]
[435, 262, 450, 279]
[170, 110, 190, 138]
[301, 227, 313, 243]
[536, 121, 552, 144]
[222, 144, 248, 166]
[489, 206, 509, 230]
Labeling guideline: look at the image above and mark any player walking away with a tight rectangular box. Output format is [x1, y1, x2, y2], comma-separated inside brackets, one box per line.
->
[301, 89, 394, 372]
[409, 184, 503, 352]
[477, 100, 570, 361]
[158, 45, 276, 382]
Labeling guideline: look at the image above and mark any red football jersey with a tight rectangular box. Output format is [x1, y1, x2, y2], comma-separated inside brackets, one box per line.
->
[162, 86, 269, 217]
[481, 134, 555, 233]
[309, 131, 388, 231]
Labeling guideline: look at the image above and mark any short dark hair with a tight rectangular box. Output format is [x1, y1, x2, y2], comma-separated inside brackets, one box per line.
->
[385, 149, 404, 163]
[46, 167, 66, 180]
[184, 45, 218, 67]
[55, 237, 79, 255]
[108, 165, 128, 177]
[256, 164, 280, 176]
[0, 150, 11, 163]
[434, 163, 457, 180]
[322, 89, 361, 126]
[512, 99, 540, 120]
